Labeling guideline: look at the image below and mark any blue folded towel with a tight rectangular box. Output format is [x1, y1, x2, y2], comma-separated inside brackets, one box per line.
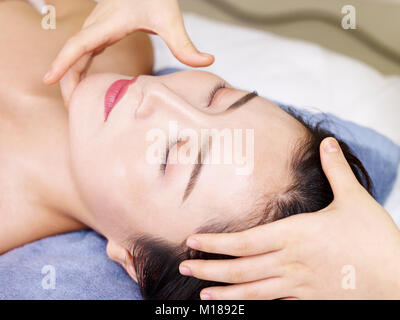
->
[0, 230, 142, 299]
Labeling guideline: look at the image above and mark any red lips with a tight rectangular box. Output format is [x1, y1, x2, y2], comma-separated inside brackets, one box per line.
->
[104, 77, 138, 121]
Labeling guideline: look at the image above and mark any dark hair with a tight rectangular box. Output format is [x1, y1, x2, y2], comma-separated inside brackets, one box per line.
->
[131, 108, 373, 300]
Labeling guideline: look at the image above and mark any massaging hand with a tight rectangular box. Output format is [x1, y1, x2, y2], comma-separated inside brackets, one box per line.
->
[43, 0, 214, 102]
[180, 137, 400, 300]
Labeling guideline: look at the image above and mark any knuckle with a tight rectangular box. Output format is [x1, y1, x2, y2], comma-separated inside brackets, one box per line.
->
[284, 234, 300, 254]
[290, 271, 312, 294]
[285, 243, 305, 263]
[188, 262, 203, 278]
[209, 287, 224, 300]
[79, 40, 91, 54]
[283, 261, 304, 276]
[180, 38, 194, 50]
[243, 285, 263, 300]
[233, 233, 252, 255]
[66, 34, 87, 55]
[193, 262, 215, 280]
[270, 250, 286, 270]
[148, 13, 169, 32]
[66, 35, 80, 49]
[226, 268, 245, 283]
[61, 42, 78, 60]
[328, 161, 347, 172]
[202, 238, 217, 252]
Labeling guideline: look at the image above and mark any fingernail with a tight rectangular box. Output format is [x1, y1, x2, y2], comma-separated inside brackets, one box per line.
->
[200, 292, 212, 300]
[324, 138, 339, 153]
[179, 265, 192, 276]
[186, 238, 200, 250]
[43, 70, 53, 82]
[200, 52, 213, 59]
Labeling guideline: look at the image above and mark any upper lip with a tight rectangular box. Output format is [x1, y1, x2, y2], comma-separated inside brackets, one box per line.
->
[104, 77, 137, 121]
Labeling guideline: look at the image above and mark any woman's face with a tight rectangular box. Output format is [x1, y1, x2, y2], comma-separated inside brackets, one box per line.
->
[68, 70, 306, 244]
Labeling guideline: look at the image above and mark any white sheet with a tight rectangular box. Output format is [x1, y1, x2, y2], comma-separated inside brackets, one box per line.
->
[150, 13, 400, 224]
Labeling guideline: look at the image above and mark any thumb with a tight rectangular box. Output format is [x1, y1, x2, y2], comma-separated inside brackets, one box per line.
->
[160, 17, 214, 67]
[320, 137, 362, 201]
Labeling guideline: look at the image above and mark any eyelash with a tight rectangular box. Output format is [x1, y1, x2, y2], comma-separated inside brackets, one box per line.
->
[160, 82, 226, 174]
[160, 138, 182, 174]
[207, 81, 227, 108]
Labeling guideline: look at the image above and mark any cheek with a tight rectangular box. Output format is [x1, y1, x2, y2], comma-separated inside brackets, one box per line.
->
[69, 128, 157, 232]
[69, 125, 126, 214]
[70, 145, 141, 241]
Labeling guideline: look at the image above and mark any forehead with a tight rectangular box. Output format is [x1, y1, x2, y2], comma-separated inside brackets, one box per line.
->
[250, 96, 308, 189]
[184, 95, 307, 225]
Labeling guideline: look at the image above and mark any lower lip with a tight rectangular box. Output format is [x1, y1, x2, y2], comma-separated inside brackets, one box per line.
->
[104, 77, 138, 121]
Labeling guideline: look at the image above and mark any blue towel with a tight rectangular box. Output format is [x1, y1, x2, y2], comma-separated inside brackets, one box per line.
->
[0, 230, 142, 300]
[1, 68, 399, 299]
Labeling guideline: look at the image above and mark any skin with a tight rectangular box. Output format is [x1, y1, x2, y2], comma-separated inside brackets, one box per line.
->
[0, 0, 153, 252]
[0, 0, 306, 281]
[68, 70, 307, 246]
[181, 138, 400, 300]
[44, 0, 214, 104]
[2, 0, 399, 299]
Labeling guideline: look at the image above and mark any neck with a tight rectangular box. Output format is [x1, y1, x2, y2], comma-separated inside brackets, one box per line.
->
[6, 97, 97, 234]
[39, 145, 95, 232]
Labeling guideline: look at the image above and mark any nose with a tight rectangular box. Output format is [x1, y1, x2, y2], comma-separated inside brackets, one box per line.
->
[134, 81, 210, 126]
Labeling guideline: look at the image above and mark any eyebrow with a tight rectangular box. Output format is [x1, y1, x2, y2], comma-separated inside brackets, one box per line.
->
[225, 90, 258, 112]
[181, 91, 258, 203]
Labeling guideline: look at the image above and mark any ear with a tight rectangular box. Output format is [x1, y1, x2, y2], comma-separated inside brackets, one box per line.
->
[106, 239, 138, 283]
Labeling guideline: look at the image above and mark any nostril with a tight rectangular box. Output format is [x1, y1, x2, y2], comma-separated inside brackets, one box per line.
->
[134, 82, 171, 119]
[134, 81, 210, 125]
[133, 89, 145, 119]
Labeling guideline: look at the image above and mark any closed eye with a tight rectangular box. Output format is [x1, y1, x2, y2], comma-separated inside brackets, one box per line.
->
[207, 81, 227, 108]
[160, 138, 182, 174]
[160, 84, 258, 177]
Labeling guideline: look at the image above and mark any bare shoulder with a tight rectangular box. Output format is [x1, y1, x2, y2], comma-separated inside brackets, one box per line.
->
[0, 0, 153, 100]
[0, 202, 85, 255]
[0, 159, 86, 255]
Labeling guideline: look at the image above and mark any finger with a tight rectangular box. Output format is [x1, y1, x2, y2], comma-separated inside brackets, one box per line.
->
[179, 250, 284, 283]
[320, 137, 362, 200]
[59, 53, 93, 108]
[199, 277, 288, 300]
[159, 15, 214, 67]
[186, 220, 290, 256]
[44, 24, 111, 85]
[59, 70, 79, 109]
